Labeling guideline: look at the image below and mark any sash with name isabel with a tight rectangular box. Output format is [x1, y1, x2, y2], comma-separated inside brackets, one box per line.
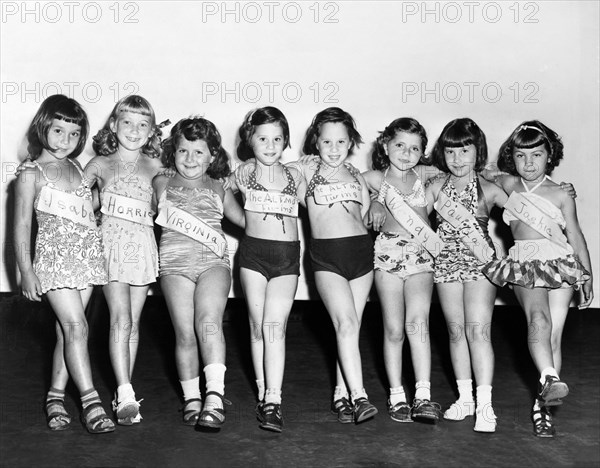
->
[434, 192, 495, 263]
[36, 186, 97, 229]
[101, 192, 154, 227]
[155, 200, 227, 258]
[384, 190, 443, 258]
[245, 190, 299, 217]
[503, 191, 569, 249]
[314, 182, 362, 205]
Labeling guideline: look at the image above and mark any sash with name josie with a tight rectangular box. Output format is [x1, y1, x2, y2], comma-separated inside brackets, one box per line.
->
[245, 190, 299, 217]
[434, 192, 495, 263]
[36, 186, 97, 229]
[385, 190, 443, 258]
[504, 191, 569, 249]
[101, 192, 154, 227]
[314, 182, 362, 205]
[155, 201, 227, 258]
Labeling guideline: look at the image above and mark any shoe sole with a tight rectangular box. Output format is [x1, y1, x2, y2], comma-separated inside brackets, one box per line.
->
[474, 425, 496, 433]
[355, 407, 378, 424]
[390, 415, 413, 423]
[259, 422, 282, 433]
[331, 410, 354, 424]
[412, 413, 440, 423]
[443, 414, 473, 421]
[541, 382, 569, 405]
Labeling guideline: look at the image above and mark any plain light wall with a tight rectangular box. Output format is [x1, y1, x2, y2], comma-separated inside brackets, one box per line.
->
[1, 1, 598, 306]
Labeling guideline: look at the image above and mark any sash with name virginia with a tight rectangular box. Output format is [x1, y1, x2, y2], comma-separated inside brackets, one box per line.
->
[314, 182, 362, 205]
[503, 191, 569, 249]
[101, 192, 154, 226]
[37, 186, 97, 229]
[384, 190, 443, 258]
[245, 190, 299, 217]
[155, 202, 227, 258]
[434, 192, 495, 263]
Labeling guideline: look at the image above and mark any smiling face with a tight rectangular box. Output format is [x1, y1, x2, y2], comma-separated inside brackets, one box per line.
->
[250, 123, 285, 165]
[110, 110, 153, 152]
[386, 131, 423, 171]
[45, 118, 82, 159]
[513, 144, 549, 182]
[444, 144, 477, 177]
[174, 137, 212, 180]
[316, 122, 351, 167]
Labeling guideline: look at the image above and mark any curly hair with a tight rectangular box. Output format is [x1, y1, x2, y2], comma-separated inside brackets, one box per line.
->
[236, 106, 290, 161]
[161, 117, 230, 179]
[497, 120, 564, 175]
[27, 94, 89, 160]
[302, 107, 363, 156]
[371, 117, 428, 171]
[430, 118, 488, 173]
[92, 95, 162, 158]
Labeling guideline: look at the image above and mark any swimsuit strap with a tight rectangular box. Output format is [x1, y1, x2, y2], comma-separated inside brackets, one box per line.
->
[32, 159, 83, 189]
[475, 175, 490, 218]
[247, 164, 296, 195]
[520, 175, 548, 193]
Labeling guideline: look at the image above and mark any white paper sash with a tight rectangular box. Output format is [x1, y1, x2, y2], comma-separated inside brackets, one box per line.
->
[313, 182, 362, 205]
[36, 186, 96, 229]
[434, 192, 495, 263]
[385, 190, 443, 258]
[101, 192, 154, 227]
[504, 191, 569, 248]
[244, 190, 299, 217]
[155, 204, 227, 258]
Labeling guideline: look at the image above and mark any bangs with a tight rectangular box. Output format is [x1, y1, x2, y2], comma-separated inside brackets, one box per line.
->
[440, 124, 474, 148]
[118, 96, 154, 119]
[513, 128, 546, 149]
[54, 111, 85, 126]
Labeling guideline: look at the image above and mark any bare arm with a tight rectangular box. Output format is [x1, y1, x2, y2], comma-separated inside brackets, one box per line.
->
[223, 188, 245, 228]
[14, 168, 42, 301]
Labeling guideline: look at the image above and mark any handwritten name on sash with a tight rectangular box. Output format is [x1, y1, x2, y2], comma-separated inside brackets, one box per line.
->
[385, 191, 443, 258]
[504, 192, 569, 248]
[155, 205, 227, 258]
[434, 193, 495, 263]
[244, 190, 299, 217]
[314, 182, 362, 205]
[37, 186, 96, 229]
[101, 192, 154, 227]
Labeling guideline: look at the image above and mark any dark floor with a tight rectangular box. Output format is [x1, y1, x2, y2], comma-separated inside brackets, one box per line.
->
[0, 292, 598, 468]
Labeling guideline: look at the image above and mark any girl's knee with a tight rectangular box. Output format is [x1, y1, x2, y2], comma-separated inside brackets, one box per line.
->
[384, 326, 405, 344]
[333, 316, 359, 338]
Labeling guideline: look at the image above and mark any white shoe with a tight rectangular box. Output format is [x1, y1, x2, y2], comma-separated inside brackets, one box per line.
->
[443, 400, 475, 421]
[474, 404, 497, 433]
[112, 393, 143, 425]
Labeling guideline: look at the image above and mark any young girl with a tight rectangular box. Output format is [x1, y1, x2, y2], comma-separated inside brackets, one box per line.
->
[362, 118, 443, 423]
[14, 95, 114, 434]
[482, 121, 593, 437]
[234, 107, 305, 433]
[87, 95, 164, 425]
[292, 107, 377, 424]
[425, 118, 508, 432]
[153, 117, 244, 430]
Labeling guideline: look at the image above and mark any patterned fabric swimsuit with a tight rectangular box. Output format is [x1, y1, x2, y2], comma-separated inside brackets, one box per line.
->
[305, 161, 361, 213]
[100, 173, 158, 285]
[434, 175, 494, 283]
[374, 169, 434, 278]
[32, 160, 106, 293]
[246, 165, 297, 233]
[159, 183, 229, 283]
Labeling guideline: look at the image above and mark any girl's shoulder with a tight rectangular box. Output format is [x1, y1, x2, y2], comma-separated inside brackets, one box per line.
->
[152, 174, 170, 192]
[361, 170, 383, 188]
[414, 164, 442, 182]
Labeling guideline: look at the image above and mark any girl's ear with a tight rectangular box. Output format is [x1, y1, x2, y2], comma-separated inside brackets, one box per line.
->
[109, 118, 116, 133]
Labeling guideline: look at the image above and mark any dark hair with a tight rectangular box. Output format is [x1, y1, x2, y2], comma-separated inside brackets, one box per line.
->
[26, 94, 89, 160]
[302, 107, 363, 156]
[161, 117, 230, 179]
[236, 107, 290, 161]
[431, 118, 488, 173]
[497, 120, 564, 175]
[92, 95, 162, 158]
[371, 117, 428, 171]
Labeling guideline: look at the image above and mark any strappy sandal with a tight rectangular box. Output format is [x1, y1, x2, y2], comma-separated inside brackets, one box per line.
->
[532, 407, 555, 437]
[46, 398, 71, 431]
[538, 376, 568, 407]
[388, 401, 413, 423]
[196, 391, 231, 431]
[181, 398, 202, 426]
[81, 403, 115, 434]
[112, 394, 143, 425]
[331, 397, 354, 424]
[353, 397, 378, 424]
[259, 403, 283, 433]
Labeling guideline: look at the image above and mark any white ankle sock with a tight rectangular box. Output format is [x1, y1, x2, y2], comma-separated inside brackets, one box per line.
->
[415, 381, 431, 401]
[180, 377, 201, 401]
[204, 363, 226, 395]
[389, 386, 406, 405]
[476, 385, 492, 407]
[333, 385, 349, 401]
[540, 367, 559, 384]
[265, 388, 282, 405]
[117, 383, 135, 402]
[457, 379, 474, 402]
[350, 388, 368, 402]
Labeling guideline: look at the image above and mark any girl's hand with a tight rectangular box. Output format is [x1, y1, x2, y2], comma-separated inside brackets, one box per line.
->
[367, 200, 386, 231]
[578, 279, 594, 309]
[220, 175, 233, 191]
[297, 154, 320, 169]
[21, 270, 42, 302]
[559, 182, 577, 199]
[157, 167, 176, 178]
[235, 161, 254, 188]
[14, 158, 36, 177]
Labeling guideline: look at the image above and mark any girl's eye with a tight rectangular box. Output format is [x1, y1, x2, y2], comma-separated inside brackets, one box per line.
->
[275, 137, 282, 142]
[72, 132, 80, 138]
[140, 123, 148, 128]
